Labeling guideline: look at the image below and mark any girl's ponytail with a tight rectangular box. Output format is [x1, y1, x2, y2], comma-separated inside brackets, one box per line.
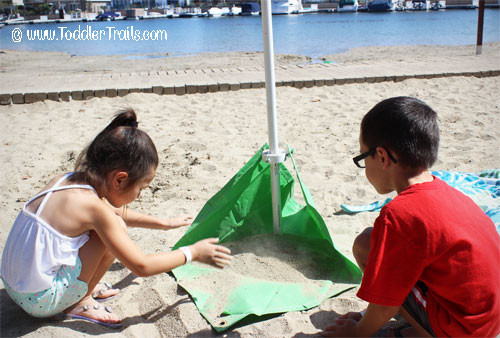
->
[73, 109, 158, 196]
[102, 109, 139, 133]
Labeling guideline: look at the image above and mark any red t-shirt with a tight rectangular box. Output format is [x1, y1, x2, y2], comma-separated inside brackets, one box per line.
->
[357, 177, 500, 337]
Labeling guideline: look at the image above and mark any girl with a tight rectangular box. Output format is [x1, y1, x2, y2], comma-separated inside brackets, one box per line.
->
[0, 109, 232, 328]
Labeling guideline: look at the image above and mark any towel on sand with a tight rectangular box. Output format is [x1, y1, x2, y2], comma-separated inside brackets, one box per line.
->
[341, 170, 500, 234]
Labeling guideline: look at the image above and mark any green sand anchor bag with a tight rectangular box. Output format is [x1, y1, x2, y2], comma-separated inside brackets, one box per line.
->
[172, 145, 362, 332]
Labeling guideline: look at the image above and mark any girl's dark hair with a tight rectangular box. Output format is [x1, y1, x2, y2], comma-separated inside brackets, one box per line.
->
[361, 96, 439, 169]
[71, 109, 158, 196]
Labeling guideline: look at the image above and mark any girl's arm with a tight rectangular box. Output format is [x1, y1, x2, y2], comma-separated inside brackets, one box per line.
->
[104, 198, 193, 230]
[119, 207, 193, 230]
[91, 202, 229, 276]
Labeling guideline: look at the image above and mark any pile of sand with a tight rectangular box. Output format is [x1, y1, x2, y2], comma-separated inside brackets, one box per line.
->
[180, 234, 348, 324]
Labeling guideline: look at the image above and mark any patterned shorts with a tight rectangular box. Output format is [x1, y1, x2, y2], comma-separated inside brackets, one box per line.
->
[3, 257, 89, 318]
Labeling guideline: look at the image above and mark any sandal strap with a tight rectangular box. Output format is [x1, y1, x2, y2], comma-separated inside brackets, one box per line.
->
[92, 282, 117, 298]
[81, 304, 114, 313]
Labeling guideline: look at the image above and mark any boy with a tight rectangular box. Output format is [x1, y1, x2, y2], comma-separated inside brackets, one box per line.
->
[322, 97, 500, 337]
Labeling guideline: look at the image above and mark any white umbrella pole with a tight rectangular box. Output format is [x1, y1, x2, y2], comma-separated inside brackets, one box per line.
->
[261, 0, 283, 234]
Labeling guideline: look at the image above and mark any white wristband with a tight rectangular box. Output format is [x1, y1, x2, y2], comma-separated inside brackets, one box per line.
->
[179, 246, 192, 264]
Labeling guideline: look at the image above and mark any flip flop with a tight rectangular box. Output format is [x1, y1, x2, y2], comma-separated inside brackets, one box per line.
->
[92, 282, 120, 302]
[66, 304, 122, 329]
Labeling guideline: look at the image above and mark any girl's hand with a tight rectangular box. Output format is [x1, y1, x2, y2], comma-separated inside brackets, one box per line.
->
[190, 238, 232, 268]
[164, 215, 194, 229]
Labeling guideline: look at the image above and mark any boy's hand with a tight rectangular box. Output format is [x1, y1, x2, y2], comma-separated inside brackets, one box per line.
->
[321, 318, 359, 337]
[336, 311, 363, 322]
[191, 238, 232, 268]
[163, 215, 194, 229]
[321, 304, 398, 337]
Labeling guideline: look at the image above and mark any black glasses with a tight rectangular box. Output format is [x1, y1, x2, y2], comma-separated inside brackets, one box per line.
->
[353, 147, 398, 168]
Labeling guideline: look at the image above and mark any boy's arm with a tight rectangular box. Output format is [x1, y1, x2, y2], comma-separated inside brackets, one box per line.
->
[356, 303, 399, 336]
[322, 303, 399, 337]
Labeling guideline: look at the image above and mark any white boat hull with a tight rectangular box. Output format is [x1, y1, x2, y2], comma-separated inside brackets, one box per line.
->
[337, 4, 359, 11]
[272, 0, 303, 14]
[338, 0, 359, 12]
[208, 7, 223, 17]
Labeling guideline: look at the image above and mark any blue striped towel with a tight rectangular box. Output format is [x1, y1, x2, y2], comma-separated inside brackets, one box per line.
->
[340, 169, 500, 234]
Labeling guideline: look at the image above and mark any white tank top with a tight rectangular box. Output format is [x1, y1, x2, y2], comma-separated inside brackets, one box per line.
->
[0, 173, 95, 293]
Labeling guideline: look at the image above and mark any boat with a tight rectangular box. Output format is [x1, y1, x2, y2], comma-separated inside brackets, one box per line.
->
[367, 0, 395, 11]
[146, 11, 166, 18]
[3, 13, 25, 24]
[229, 6, 241, 15]
[412, 0, 430, 10]
[392, 0, 404, 10]
[271, 0, 303, 14]
[229, 6, 242, 15]
[337, 0, 359, 12]
[430, 0, 446, 9]
[95, 11, 120, 21]
[208, 7, 223, 17]
[241, 2, 260, 15]
[179, 12, 197, 18]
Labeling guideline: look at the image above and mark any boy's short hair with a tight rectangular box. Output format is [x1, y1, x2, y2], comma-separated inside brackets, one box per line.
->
[361, 96, 439, 169]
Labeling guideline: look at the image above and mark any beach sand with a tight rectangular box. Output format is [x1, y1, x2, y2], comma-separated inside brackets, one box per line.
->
[0, 43, 499, 337]
[1, 42, 498, 76]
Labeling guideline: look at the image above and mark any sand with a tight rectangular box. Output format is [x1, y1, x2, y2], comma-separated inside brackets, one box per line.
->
[0, 50, 312, 76]
[0, 43, 499, 337]
[1, 42, 498, 76]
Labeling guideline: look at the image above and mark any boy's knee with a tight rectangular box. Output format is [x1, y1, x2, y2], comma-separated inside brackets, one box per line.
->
[353, 228, 372, 253]
[353, 227, 372, 270]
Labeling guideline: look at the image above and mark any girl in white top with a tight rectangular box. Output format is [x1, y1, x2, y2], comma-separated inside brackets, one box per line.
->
[0, 109, 232, 328]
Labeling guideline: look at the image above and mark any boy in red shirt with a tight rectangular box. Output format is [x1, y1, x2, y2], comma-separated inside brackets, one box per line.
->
[322, 97, 500, 337]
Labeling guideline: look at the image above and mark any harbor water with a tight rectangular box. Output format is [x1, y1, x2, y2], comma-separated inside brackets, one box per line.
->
[1, 9, 499, 57]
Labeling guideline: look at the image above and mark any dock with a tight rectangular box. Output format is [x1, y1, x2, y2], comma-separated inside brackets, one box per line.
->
[0, 52, 498, 105]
